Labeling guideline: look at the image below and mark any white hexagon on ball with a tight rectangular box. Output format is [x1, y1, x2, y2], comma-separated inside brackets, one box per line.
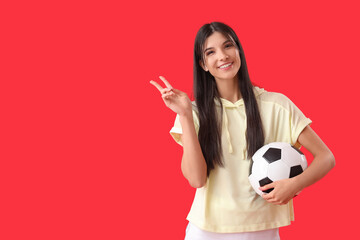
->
[267, 160, 290, 181]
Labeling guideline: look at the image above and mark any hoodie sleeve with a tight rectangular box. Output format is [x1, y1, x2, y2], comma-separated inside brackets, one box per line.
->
[286, 96, 312, 148]
[259, 91, 312, 149]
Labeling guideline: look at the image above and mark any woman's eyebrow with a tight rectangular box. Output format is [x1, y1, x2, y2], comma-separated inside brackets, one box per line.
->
[203, 40, 233, 53]
[203, 46, 214, 53]
[223, 40, 232, 45]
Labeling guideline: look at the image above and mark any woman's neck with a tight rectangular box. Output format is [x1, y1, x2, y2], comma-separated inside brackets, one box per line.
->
[216, 78, 242, 103]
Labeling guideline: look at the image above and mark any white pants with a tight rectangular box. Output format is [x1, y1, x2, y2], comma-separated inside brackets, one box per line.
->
[184, 222, 280, 240]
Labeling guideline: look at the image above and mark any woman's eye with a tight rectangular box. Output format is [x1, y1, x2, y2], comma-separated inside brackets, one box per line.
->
[225, 43, 233, 48]
[206, 51, 214, 56]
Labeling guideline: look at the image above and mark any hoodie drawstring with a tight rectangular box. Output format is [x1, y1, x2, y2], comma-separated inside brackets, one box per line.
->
[222, 104, 233, 154]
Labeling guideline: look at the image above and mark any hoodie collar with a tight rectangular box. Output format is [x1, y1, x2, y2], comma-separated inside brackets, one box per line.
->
[215, 86, 265, 107]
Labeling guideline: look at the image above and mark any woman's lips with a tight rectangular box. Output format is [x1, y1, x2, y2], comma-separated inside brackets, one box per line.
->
[218, 62, 233, 70]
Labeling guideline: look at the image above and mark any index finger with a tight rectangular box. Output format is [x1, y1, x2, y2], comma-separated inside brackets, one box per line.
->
[159, 76, 173, 89]
[149, 80, 164, 92]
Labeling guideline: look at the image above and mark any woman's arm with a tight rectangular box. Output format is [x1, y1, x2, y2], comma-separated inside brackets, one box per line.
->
[150, 76, 207, 188]
[293, 125, 335, 189]
[261, 125, 335, 204]
[179, 113, 207, 188]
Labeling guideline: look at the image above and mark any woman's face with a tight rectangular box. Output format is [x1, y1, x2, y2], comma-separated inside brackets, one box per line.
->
[201, 32, 241, 82]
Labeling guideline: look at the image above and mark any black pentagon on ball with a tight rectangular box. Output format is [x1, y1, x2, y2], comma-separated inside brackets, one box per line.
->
[291, 145, 304, 155]
[259, 177, 274, 193]
[289, 165, 303, 178]
[249, 159, 254, 176]
[262, 148, 282, 163]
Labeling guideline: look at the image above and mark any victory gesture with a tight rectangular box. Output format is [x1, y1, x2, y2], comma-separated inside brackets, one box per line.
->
[150, 76, 192, 116]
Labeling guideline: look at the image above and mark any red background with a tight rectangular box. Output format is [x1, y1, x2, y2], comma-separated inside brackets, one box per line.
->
[1, 0, 359, 239]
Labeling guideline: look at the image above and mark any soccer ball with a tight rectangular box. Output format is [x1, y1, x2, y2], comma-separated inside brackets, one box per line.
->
[248, 142, 308, 196]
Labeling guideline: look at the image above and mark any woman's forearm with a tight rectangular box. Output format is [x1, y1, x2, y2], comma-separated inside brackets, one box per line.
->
[294, 151, 335, 192]
[179, 113, 207, 188]
[294, 126, 335, 191]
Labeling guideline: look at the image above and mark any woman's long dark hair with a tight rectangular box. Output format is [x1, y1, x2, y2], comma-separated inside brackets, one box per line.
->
[193, 22, 264, 176]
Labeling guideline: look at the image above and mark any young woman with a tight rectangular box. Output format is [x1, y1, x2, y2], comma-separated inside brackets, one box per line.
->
[150, 22, 335, 240]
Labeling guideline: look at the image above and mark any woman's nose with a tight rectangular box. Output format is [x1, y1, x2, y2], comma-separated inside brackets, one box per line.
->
[218, 50, 229, 60]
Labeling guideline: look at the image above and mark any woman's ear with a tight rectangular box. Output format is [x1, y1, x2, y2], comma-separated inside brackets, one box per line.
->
[200, 60, 208, 72]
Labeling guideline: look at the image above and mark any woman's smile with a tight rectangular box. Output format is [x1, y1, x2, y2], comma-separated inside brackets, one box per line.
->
[218, 62, 233, 70]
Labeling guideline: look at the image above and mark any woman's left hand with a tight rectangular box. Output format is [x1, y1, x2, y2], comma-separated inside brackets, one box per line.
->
[260, 178, 301, 205]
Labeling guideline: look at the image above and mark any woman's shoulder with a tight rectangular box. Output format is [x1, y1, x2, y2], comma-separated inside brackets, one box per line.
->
[255, 86, 294, 109]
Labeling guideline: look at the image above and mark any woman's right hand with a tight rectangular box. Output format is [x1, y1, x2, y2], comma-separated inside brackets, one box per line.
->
[150, 76, 192, 117]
